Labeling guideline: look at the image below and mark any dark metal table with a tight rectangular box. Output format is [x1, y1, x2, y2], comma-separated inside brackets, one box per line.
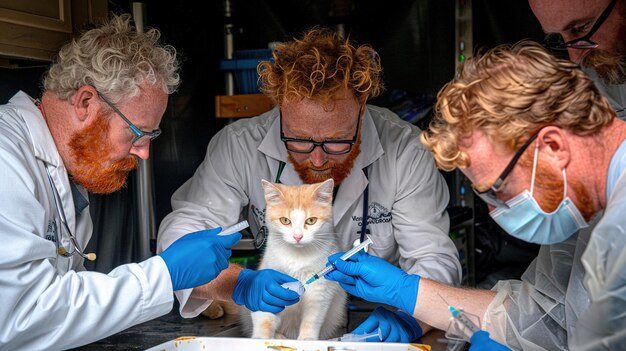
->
[69, 301, 240, 350]
[71, 300, 449, 350]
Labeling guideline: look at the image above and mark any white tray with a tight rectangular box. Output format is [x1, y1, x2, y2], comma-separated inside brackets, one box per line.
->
[145, 336, 431, 351]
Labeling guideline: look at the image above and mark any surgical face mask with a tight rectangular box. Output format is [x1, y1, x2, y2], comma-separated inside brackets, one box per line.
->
[490, 143, 588, 245]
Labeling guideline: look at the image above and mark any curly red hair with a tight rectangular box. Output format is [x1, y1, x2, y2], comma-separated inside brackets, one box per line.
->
[258, 27, 383, 107]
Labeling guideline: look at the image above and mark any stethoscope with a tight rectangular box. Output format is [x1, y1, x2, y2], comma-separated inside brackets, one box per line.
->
[275, 161, 369, 244]
[44, 165, 97, 261]
[36, 99, 96, 262]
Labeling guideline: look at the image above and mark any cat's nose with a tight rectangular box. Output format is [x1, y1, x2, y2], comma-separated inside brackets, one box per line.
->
[293, 234, 303, 242]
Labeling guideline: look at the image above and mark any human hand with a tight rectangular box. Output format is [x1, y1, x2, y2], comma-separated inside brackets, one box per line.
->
[232, 269, 301, 313]
[352, 306, 422, 343]
[160, 228, 241, 291]
[469, 331, 511, 351]
[325, 251, 420, 313]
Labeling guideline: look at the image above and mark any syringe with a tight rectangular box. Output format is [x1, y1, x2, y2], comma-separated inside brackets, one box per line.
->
[217, 220, 249, 236]
[448, 304, 480, 338]
[305, 235, 373, 285]
[438, 292, 480, 339]
[328, 327, 382, 342]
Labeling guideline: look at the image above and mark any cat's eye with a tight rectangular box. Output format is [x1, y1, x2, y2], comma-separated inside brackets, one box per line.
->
[305, 217, 317, 225]
[279, 217, 291, 225]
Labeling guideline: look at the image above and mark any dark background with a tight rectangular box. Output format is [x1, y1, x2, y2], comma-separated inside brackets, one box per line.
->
[0, 0, 544, 283]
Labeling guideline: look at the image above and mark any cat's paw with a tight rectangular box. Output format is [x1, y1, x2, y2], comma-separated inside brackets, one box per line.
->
[201, 300, 240, 319]
[275, 332, 288, 339]
[297, 335, 317, 341]
[201, 301, 225, 319]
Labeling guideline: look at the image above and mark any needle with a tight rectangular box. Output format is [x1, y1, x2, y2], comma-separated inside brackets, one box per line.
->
[305, 235, 373, 284]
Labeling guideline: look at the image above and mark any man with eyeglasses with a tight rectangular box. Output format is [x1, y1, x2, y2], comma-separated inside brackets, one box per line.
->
[0, 14, 247, 350]
[529, 0, 625, 119]
[157, 27, 462, 342]
[325, 41, 626, 351]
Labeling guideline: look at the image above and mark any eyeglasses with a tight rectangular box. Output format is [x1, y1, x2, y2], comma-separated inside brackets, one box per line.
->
[280, 105, 363, 155]
[472, 132, 540, 208]
[45, 166, 96, 261]
[97, 91, 162, 147]
[544, 0, 616, 50]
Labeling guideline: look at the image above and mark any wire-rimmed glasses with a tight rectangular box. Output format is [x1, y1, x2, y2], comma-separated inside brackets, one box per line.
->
[544, 0, 617, 50]
[97, 91, 162, 147]
[472, 132, 540, 208]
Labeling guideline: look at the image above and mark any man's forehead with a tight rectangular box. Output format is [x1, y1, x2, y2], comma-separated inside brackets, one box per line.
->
[282, 98, 358, 134]
[530, 0, 608, 32]
[460, 130, 512, 165]
[459, 130, 514, 191]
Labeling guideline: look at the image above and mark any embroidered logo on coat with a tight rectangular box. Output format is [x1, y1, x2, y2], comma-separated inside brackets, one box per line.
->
[351, 202, 392, 225]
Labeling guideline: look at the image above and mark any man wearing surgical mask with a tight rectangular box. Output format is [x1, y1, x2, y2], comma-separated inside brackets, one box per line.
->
[324, 41, 626, 351]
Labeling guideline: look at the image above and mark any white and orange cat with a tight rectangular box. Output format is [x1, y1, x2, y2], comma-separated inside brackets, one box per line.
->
[240, 179, 347, 340]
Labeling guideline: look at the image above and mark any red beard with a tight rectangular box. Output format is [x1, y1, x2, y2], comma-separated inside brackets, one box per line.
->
[68, 112, 138, 194]
[289, 138, 361, 185]
[533, 162, 594, 221]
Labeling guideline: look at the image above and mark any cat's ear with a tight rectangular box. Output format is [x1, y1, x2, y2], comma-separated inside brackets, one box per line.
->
[314, 179, 334, 204]
[262, 179, 284, 204]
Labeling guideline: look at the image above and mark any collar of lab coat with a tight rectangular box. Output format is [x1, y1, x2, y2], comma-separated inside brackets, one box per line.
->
[258, 106, 384, 223]
[8, 91, 87, 226]
[9, 91, 63, 168]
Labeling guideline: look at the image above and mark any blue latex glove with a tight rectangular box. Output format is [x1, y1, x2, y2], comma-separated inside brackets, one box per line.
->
[352, 306, 422, 343]
[469, 331, 512, 351]
[325, 251, 420, 313]
[160, 228, 241, 291]
[232, 269, 301, 313]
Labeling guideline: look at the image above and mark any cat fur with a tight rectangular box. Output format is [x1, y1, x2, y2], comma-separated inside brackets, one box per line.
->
[240, 179, 347, 340]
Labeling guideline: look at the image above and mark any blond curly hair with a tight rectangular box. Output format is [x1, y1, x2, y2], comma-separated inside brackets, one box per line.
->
[421, 40, 615, 171]
[258, 27, 383, 107]
[43, 13, 180, 103]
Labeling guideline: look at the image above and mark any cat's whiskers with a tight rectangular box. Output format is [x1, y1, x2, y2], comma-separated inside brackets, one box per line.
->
[306, 240, 332, 253]
[270, 235, 338, 258]
[312, 230, 340, 239]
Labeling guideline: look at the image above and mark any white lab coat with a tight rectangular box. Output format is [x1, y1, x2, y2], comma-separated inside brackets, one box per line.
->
[0, 92, 173, 351]
[157, 105, 462, 317]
